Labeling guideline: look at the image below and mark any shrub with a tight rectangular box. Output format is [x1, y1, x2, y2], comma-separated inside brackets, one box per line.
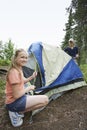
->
[0, 59, 11, 66]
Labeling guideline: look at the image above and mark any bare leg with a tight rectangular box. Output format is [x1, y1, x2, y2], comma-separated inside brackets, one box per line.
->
[24, 95, 49, 112]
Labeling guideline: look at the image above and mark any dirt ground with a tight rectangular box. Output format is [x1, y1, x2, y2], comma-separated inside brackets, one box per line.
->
[0, 72, 87, 130]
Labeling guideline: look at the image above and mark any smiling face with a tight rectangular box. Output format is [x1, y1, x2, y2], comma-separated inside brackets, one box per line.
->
[15, 51, 28, 67]
[12, 49, 28, 69]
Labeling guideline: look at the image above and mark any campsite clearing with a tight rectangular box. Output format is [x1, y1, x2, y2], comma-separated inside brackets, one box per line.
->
[0, 82, 87, 130]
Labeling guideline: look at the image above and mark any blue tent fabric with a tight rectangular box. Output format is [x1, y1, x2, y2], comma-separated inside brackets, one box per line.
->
[35, 59, 83, 92]
[28, 42, 46, 86]
[27, 42, 85, 94]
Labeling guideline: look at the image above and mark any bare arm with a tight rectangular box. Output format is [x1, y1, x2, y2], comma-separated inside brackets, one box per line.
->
[24, 71, 37, 83]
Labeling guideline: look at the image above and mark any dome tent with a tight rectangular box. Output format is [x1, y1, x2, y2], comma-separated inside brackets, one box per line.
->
[22, 42, 86, 115]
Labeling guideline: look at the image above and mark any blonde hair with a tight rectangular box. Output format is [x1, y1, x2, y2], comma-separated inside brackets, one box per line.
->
[6, 49, 26, 80]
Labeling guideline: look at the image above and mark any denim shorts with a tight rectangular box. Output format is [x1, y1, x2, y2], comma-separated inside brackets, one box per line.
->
[6, 95, 27, 112]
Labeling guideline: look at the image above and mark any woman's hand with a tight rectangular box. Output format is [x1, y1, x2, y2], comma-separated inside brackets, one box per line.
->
[76, 54, 79, 59]
[25, 85, 36, 93]
[24, 71, 37, 83]
[32, 71, 37, 78]
[29, 85, 36, 90]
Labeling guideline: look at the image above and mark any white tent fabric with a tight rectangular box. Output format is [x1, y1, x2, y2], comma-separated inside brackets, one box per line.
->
[42, 43, 71, 86]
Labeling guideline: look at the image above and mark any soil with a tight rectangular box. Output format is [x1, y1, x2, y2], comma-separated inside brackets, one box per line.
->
[0, 73, 87, 130]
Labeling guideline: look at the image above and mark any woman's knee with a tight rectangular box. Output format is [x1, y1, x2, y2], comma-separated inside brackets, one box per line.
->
[43, 95, 49, 105]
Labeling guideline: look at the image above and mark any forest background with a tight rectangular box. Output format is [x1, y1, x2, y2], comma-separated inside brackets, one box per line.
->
[0, 0, 87, 91]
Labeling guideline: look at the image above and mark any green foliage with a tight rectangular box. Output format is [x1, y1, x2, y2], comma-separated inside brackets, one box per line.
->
[0, 39, 15, 95]
[62, 0, 87, 64]
[0, 41, 4, 59]
[0, 59, 11, 66]
[80, 64, 87, 83]
[61, 6, 75, 49]
[4, 39, 14, 60]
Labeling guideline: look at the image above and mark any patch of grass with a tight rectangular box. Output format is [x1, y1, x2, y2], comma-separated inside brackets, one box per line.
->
[80, 64, 87, 83]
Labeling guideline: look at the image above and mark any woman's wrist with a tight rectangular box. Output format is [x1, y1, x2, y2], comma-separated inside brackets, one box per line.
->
[31, 75, 34, 79]
[28, 76, 33, 82]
